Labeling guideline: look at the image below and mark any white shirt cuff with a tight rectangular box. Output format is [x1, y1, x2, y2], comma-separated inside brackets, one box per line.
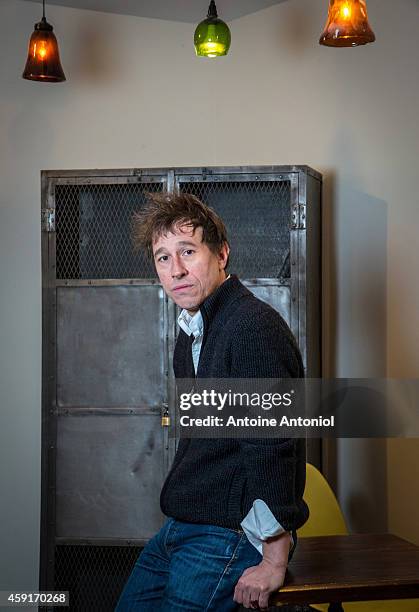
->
[240, 498, 294, 555]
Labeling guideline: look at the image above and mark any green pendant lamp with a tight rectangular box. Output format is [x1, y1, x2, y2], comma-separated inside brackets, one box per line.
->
[194, 1, 231, 58]
[22, 0, 66, 82]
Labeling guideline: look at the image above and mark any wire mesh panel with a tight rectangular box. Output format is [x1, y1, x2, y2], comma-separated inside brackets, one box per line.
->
[177, 179, 291, 280]
[54, 544, 141, 612]
[55, 182, 164, 279]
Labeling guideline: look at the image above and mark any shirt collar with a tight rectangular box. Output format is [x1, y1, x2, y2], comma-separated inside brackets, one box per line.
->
[178, 309, 204, 338]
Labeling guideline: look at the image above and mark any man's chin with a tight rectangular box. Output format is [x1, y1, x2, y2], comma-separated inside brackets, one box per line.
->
[182, 304, 200, 313]
[172, 297, 200, 312]
[169, 288, 202, 312]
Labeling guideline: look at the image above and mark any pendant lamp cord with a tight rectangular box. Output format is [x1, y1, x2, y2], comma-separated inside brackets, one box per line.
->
[208, 1, 218, 19]
[42, 0, 46, 20]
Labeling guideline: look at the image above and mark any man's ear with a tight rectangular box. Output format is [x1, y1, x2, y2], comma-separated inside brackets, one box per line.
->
[218, 242, 230, 270]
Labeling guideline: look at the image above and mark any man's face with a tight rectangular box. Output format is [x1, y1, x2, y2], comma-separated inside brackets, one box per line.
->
[152, 223, 229, 314]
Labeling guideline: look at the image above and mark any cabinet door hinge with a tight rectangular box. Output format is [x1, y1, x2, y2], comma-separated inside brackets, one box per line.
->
[201, 167, 212, 181]
[41, 208, 56, 232]
[291, 204, 306, 230]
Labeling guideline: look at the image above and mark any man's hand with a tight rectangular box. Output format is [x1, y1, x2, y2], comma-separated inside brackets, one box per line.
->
[233, 531, 291, 610]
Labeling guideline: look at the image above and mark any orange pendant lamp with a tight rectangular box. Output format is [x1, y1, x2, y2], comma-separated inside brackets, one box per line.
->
[319, 0, 376, 47]
[22, 0, 66, 82]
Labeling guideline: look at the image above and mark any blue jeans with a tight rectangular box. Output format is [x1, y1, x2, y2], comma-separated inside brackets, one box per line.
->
[115, 518, 268, 611]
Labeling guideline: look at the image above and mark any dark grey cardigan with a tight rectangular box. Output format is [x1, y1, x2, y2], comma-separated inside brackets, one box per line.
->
[160, 275, 309, 532]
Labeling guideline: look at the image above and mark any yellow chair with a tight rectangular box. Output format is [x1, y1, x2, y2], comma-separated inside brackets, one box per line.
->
[295, 463, 419, 612]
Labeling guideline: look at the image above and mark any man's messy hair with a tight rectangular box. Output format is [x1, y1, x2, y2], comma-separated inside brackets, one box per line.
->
[132, 192, 229, 263]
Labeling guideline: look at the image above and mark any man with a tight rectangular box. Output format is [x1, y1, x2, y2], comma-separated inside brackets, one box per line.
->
[116, 193, 308, 611]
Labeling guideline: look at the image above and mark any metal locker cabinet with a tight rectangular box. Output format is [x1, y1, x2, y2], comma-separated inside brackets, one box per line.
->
[40, 165, 321, 610]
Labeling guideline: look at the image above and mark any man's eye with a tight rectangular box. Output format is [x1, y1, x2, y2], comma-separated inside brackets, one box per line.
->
[158, 255, 168, 262]
[183, 249, 194, 256]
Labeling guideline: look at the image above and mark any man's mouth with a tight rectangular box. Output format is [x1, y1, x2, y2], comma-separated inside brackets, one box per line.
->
[172, 284, 193, 292]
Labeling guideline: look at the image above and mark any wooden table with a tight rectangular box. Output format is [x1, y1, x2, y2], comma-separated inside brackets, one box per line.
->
[270, 534, 419, 610]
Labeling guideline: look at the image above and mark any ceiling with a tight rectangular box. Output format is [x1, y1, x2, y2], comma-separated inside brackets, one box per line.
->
[24, 0, 287, 22]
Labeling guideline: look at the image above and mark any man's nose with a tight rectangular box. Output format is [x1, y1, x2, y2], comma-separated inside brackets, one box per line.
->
[171, 255, 187, 278]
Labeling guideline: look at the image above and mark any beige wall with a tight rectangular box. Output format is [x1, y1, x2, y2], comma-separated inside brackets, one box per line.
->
[1, 0, 418, 592]
[388, 440, 419, 545]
